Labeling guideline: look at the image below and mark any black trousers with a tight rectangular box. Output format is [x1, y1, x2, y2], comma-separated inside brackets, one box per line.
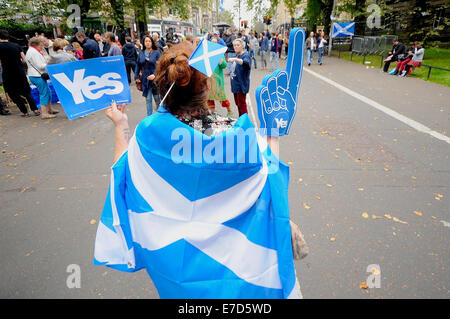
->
[3, 76, 38, 114]
[383, 55, 399, 72]
[125, 61, 136, 84]
[5, 86, 38, 114]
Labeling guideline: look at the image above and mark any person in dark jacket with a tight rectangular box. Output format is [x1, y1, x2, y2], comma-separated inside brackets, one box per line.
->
[75, 32, 100, 59]
[223, 28, 236, 75]
[228, 38, 251, 116]
[134, 35, 162, 116]
[121, 36, 138, 84]
[383, 39, 405, 72]
[0, 29, 40, 116]
[75, 31, 101, 59]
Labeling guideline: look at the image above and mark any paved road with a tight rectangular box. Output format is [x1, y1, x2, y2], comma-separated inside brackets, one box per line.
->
[0, 55, 448, 298]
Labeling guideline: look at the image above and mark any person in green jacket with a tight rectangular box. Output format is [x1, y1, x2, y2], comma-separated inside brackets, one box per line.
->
[207, 37, 233, 118]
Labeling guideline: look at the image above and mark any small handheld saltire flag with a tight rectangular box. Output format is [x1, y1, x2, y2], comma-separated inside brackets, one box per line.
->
[332, 22, 355, 38]
[188, 38, 227, 77]
[93, 105, 301, 299]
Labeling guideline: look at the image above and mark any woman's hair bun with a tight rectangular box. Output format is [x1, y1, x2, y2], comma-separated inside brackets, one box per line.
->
[167, 54, 192, 87]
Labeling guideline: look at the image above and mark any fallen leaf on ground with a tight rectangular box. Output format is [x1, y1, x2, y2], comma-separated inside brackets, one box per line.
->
[384, 167, 389, 171]
[362, 212, 369, 219]
[58, 187, 66, 190]
[314, 195, 321, 200]
[358, 188, 364, 191]
[303, 203, 311, 210]
[359, 282, 368, 289]
[393, 217, 408, 224]
[90, 219, 97, 225]
[321, 130, 329, 135]
[431, 216, 437, 220]
[413, 211, 422, 216]
[411, 176, 417, 180]
[329, 237, 336, 242]
[384, 214, 392, 219]
[372, 215, 383, 219]
[440, 220, 450, 227]
[88, 141, 95, 145]
[326, 184, 333, 187]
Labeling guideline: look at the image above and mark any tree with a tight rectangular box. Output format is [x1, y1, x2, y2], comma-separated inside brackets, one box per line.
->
[283, 0, 302, 29]
[218, 9, 236, 29]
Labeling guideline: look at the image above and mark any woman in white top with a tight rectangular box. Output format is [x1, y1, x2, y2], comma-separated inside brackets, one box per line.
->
[317, 31, 327, 65]
[25, 37, 56, 119]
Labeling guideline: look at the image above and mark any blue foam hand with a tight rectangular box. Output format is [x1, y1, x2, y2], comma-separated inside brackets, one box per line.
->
[256, 28, 305, 137]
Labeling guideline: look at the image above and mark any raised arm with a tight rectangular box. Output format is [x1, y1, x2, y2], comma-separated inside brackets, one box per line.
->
[105, 101, 130, 164]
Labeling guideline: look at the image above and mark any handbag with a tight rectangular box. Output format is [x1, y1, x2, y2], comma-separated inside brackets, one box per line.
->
[28, 59, 50, 81]
[290, 220, 309, 260]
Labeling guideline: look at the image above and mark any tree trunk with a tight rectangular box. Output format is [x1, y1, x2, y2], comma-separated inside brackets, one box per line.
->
[354, 0, 366, 36]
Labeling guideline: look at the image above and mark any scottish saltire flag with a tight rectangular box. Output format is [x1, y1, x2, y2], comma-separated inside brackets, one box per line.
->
[332, 22, 355, 38]
[188, 38, 227, 77]
[93, 105, 300, 299]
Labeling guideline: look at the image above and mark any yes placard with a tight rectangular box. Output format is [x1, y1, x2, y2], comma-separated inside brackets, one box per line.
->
[46, 56, 131, 120]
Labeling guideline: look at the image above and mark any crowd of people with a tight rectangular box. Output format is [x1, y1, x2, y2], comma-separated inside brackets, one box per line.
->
[0, 26, 294, 120]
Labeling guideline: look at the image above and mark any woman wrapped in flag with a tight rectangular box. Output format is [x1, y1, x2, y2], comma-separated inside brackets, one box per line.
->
[94, 42, 306, 298]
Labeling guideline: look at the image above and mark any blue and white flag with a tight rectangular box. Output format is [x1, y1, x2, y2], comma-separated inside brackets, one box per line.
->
[188, 38, 227, 77]
[93, 105, 300, 299]
[332, 22, 355, 38]
[46, 56, 131, 120]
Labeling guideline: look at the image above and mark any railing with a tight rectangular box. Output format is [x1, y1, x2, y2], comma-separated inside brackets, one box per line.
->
[421, 65, 450, 80]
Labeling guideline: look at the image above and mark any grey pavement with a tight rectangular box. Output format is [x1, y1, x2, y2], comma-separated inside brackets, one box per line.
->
[0, 54, 448, 298]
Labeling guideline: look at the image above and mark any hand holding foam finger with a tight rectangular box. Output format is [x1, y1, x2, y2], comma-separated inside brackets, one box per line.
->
[255, 28, 305, 137]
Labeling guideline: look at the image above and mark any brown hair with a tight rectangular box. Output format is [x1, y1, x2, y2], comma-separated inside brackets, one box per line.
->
[53, 38, 69, 51]
[155, 43, 210, 115]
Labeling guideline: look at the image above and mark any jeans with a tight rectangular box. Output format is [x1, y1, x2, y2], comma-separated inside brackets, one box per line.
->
[226, 52, 236, 73]
[270, 51, 279, 70]
[318, 47, 323, 64]
[146, 89, 161, 116]
[307, 49, 314, 65]
[260, 50, 268, 69]
[249, 49, 257, 68]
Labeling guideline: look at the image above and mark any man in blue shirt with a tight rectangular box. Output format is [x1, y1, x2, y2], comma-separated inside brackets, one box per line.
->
[270, 33, 279, 70]
[228, 38, 251, 116]
[213, 31, 227, 47]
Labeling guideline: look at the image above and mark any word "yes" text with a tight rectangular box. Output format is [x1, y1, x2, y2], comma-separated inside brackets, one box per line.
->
[52, 69, 124, 104]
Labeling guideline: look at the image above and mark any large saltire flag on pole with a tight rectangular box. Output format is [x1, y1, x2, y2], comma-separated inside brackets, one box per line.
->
[332, 22, 355, 38]
[93, 105, 300, 299]
[188, 38, 227, 77]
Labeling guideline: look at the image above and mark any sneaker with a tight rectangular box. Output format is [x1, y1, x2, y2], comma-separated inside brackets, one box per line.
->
[21, 113, 30, 117]
[33, 110, 41, 116]
[0, 109, 11, 115]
